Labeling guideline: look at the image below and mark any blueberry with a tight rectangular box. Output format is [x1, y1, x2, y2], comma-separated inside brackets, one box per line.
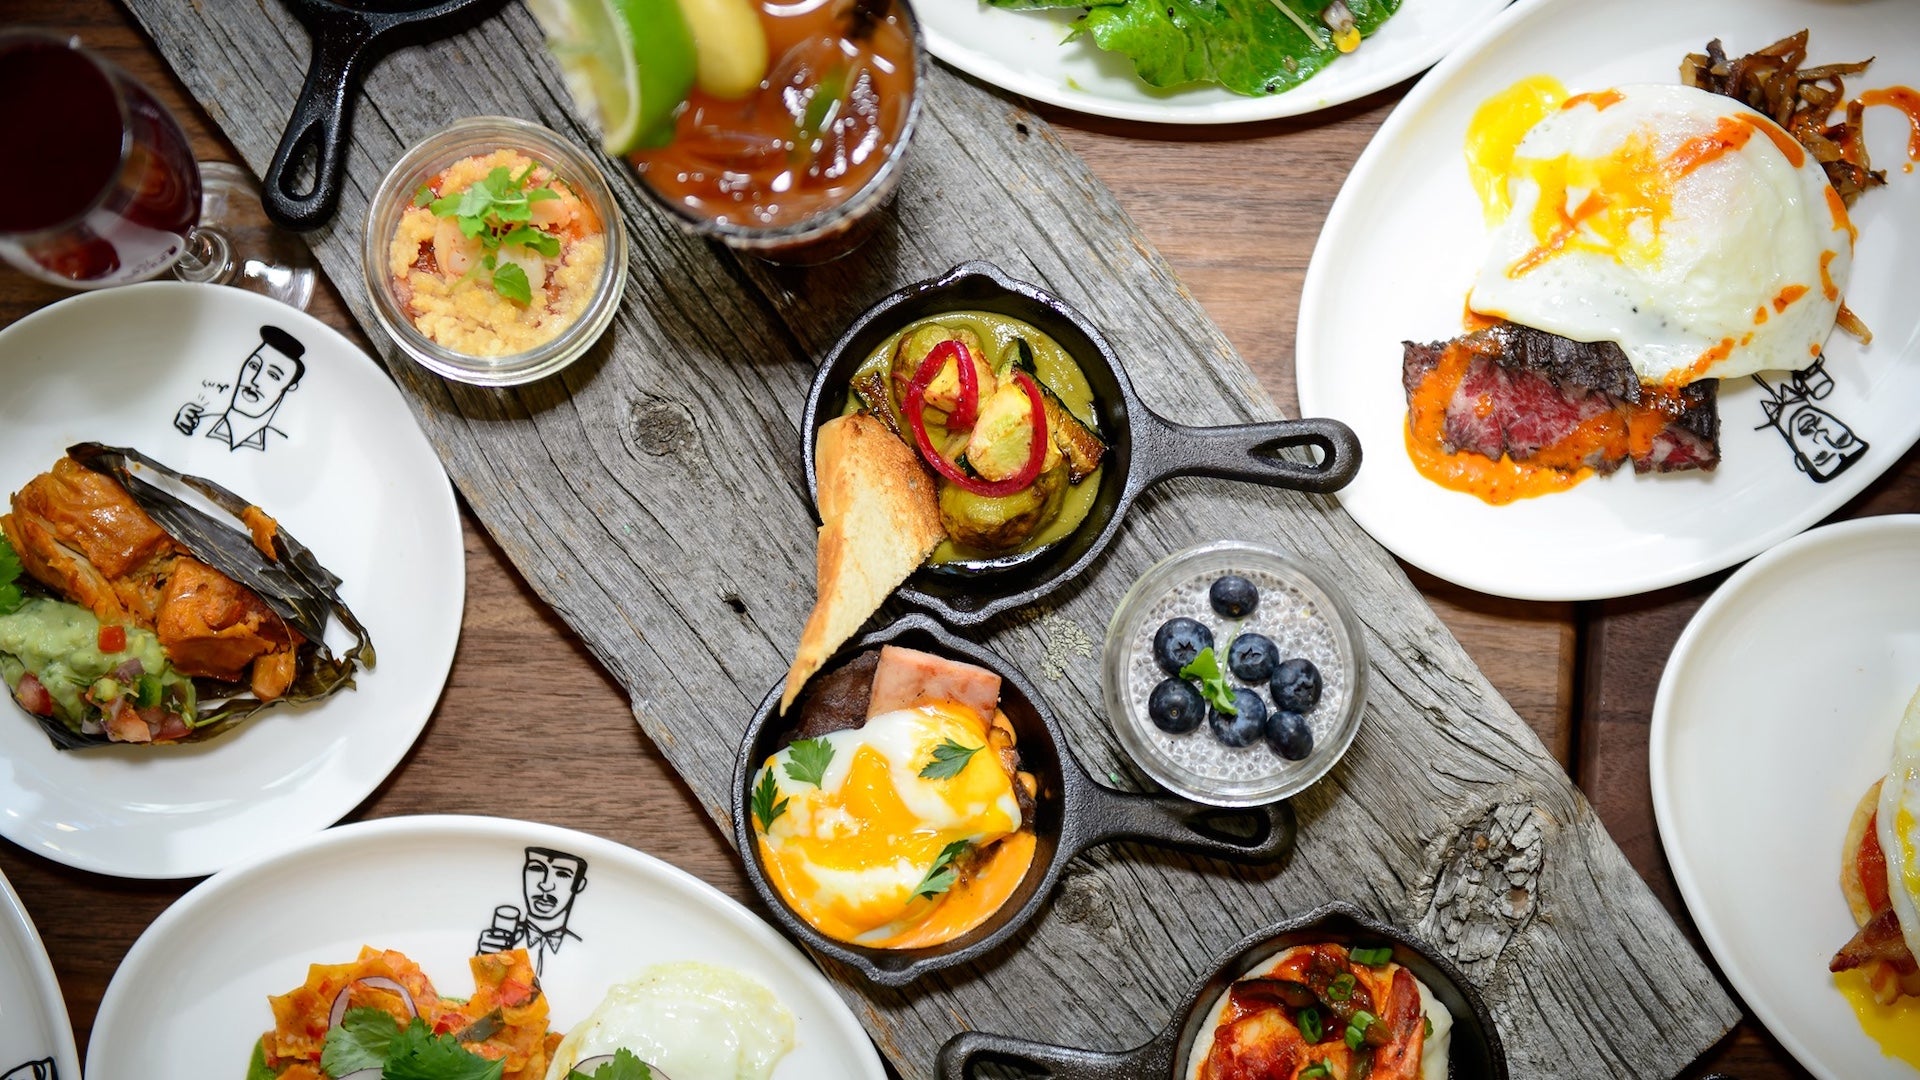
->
[1271, 658, 1323, 713]
[1209, 575, 1259, 618]
[1153, 617, 1214, 675]
[1227, 633, 1279, 682]
[1265, 709, 1314, 761]
[1148, 678, 1206, 734]
[1208, 688, 1268, 748]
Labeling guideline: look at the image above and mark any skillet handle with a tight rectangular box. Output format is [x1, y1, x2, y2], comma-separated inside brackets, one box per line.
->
[1135, 409, 1361, 495]
[263, 20, 376, 231]
[939, 1031, 1155, 1080]
[1063, 777, 1296, 864]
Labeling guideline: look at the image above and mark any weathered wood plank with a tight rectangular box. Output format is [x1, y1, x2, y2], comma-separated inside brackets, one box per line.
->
[122, 2, 1736, 1075]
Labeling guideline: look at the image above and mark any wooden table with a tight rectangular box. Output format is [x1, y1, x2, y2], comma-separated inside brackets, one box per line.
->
[5, 2, 1914, 1076]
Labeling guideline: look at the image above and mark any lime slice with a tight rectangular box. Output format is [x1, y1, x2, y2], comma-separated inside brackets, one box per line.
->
[526, 0, 696, 154]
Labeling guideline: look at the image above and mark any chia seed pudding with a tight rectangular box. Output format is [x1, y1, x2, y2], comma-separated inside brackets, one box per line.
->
[1103, 541, 1367, 806]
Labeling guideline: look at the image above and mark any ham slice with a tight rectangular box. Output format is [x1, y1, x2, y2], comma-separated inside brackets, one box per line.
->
[866, 645, 1001, 719]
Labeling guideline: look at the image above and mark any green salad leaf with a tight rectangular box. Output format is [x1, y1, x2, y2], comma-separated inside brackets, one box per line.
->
[0, 535, 24, 616]
[985, 0, 1401, 97]
[568, 1048, 656, 1080]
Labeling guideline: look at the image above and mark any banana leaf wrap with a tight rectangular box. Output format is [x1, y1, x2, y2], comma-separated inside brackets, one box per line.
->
[11, 444, 377, 748]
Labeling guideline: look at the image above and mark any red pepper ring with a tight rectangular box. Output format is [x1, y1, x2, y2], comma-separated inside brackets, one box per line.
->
[905, 365, 1050, 498]
[915, 338, 981, 431]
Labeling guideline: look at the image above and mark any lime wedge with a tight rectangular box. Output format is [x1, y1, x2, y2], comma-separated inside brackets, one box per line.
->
[526, 0, 696, 154]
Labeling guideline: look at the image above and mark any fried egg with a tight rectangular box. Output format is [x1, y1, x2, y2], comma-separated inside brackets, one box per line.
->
[1467, 82, 1853, 386]
[544, 962, 794, 1080]
[1877, 687, 1920, 963]
[753, 703, 1032, 949]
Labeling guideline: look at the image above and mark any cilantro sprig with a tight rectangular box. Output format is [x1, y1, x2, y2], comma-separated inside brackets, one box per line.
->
[423, 162, 564, 304]
[0, 536, 23, 615]
[752, 767, 789, 833]
[1179, 646, 1238, 715]
[918, 737, 982, 780]
[321, 1009, 504, 1080]
[914, 839, 971, 899]
[784, 737, 835, 787]
[567, 1048, 655, 1080]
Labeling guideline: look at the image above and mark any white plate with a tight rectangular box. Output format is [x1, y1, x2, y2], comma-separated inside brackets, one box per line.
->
[0, 283, 461, 878]
[89, 815, 888, 1080]
[1296, 0, 1920, 600]
[0, 868, 79, 1080]
[1652, 515, 1920, 1078]
[922, 0, 1510, 124]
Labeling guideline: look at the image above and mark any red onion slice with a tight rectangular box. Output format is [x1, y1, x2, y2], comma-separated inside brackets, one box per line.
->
[326, 975, 419, 1030]
[110, 658, 145, 682]
[567, 1054, 673, 1079]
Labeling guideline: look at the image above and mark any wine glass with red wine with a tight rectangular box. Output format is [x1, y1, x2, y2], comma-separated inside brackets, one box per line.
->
[0, 30, 315, 307]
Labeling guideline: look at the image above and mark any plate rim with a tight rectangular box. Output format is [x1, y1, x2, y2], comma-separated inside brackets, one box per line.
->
[0, 866, 80, 1079]
[1293, 0, 1920, 601]
[1648, 512, 1920, 1080]
[0, 281, 465, 879]
[920, 0, 1512, 124]
[86, 812, 890, 1079]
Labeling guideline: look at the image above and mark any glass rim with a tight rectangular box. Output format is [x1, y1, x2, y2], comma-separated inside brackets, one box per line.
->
[0, 29, 138, 241]
[631, 0, 926, 249]
[362, 115, 629, 387]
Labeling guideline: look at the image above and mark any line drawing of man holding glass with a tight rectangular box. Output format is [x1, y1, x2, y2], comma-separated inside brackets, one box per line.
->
[475, 846, 589, 975]
[172, 325, 306, 452]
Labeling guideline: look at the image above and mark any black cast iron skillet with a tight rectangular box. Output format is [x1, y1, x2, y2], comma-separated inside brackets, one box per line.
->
[939, 902, 1509, 1079]
[732, 613, 1295, 987]
[264, 0, 504, 230]
[801, 260, 1362, 626]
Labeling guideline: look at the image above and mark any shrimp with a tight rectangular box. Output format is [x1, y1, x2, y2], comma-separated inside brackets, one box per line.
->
[432, 216, 482, 278]
[1199, 1007, 1305, 1080]
[1369, 966, 1428, 1080]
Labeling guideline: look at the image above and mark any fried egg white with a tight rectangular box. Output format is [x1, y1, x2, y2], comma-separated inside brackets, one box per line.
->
[1467, 82, 1854, 386]
[1877, 686, 1920, 962]
[754, 704, 1026, 948]
[543, 962, 794, 1080]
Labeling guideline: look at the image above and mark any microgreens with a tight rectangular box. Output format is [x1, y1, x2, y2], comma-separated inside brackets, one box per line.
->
[919, 737, 982, 780]
[424, 163, 564, 303]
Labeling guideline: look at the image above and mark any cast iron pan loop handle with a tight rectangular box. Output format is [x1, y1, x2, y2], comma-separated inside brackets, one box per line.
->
[263, 17, 378, 232]
[938, 1031, 1154, 1080]
[1135, 408, 1361, 495]
[1063, 777, 1296, 864]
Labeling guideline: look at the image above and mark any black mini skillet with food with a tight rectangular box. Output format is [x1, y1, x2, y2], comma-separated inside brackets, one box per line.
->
[263, 0, 505, 230]
[800, 260, 1363, 627]
[938, 902, 1508, 1080]
[731, 612, 1295, 987]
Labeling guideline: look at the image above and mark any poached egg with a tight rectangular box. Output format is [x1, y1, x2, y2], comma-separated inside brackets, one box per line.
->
[1466, 81, 1853, 386]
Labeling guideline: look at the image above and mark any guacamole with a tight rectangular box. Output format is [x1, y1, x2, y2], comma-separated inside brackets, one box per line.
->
[0, 597, 196, 735]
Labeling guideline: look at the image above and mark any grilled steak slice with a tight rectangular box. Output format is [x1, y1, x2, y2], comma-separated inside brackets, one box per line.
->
[1403, 321, 1720, 475]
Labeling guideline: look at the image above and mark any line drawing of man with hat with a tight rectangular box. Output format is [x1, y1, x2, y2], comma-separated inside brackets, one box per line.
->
[1752, 356, 1868, 483]
[173, 324, 306, 452]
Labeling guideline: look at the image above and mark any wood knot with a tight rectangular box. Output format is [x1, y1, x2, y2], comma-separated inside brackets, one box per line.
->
[1052, 863, 1123, 941]
[1416, 800, 1545, 982]
[629, 395, 697, 457]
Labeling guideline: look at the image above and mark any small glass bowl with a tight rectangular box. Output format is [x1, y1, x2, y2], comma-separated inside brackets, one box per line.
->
[631, 0, 924, 266]
[1103, 541, 1368, 807]
[363, 116, 628, 386]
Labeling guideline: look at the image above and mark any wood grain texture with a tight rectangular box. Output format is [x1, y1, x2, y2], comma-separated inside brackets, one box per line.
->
[109, 1, 1729, 1075]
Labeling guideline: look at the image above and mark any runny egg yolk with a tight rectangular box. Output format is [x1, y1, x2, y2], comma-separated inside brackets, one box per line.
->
[754, 704, 1033, 948]
[1837, 968, 1920, 1070]
[1465, 74, 1567, 224]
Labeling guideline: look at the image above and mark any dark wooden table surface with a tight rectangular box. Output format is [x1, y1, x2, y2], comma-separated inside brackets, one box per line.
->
[4, 1, 1916, 1075]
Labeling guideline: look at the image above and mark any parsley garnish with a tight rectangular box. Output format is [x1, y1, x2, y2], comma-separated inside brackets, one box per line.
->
[918, 737, 982, 780]
[423, 164, 563, 303]
[1179, 646, 1237, 715]
[567, 1048, 655, 1080]
[0, 536, 24, 615]
[751, 767, 789, 833]
[784, 737, 835, 787]
[914, 839, 970, 899]
[321, 1007, 401, 1075]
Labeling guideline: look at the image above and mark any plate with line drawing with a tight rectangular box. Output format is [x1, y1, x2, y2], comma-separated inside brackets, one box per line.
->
[88, 815, 889, 1080]
[0, 282, 461, 878]
[0, 866, 78, 1080]
[1295, 0, 1920, 600]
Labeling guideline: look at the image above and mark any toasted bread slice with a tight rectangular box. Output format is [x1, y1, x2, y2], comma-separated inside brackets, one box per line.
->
[781, 414, 945, 712]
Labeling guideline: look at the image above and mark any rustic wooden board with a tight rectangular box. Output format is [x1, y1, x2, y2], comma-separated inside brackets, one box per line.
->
[124, 2, 1738, 1075]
